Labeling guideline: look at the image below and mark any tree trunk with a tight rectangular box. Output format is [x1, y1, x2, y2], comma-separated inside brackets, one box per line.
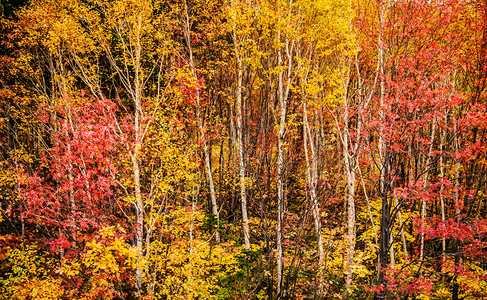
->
[376, 2, 389, 296]
[452, 118, 461, 299]
[133, 20, 144, 291]
[204, 144, 221, 242]
[236, 64, 250, 250]
[343, 122, 357, 292]
[440, 125, 447, 270]
[232, 26, 251, 250]
[276, 50, 286, 297]
[133, 56, 144, 288]
[303, 100, 324, 295]
[184, 2, 220, 242]
[393, 192, 407, 260]
[419, 121, 436, 271]
[276, 27, 293, 296]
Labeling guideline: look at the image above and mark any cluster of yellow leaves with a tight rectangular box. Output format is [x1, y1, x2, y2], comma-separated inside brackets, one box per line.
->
[59, 226, 137, 299]
[445, 261, 487, 300]
[0, 244, 64, 300]
[145, 207, 244, 299]
[321, 226, 373, 278]
[142, 106, 199, 200]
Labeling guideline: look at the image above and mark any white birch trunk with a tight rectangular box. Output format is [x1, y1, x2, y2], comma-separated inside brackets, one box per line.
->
[276, 48, 286, 296]
[276, 26, 293, 296]
[303, 100, 324, 294]
[184, 2, 221, 242]
[236, 66, 250, 249]
[419, 121, 436, 268]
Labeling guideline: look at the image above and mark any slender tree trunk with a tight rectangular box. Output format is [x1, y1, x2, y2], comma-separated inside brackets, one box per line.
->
[358, 165, 378, 246]
[184, 2, 220, 242]
[204, 144, 221, 242]
[440, 125, 447, 270]
[303, 100, 324, 295]
[132, 21, 144, 289]
[452, 118, 461, 299]
[389, 231, 395, 268]
[230, 10, 251, 248]
[419, 121, 436, 270]
[332, 56, 363, 296]
[133, 119, 144, 291]
[276, 47, 286, 297]
[376, 2, 388, 296]
[276, 27, 293, 296]
[393, 192, 407, 260]
[236, 60, 250, 250]
[343, 120, 357, 292]
[378, 184, 391, 300]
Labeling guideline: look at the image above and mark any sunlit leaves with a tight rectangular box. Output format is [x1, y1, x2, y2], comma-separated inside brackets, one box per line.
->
[0, 244, 64, 300]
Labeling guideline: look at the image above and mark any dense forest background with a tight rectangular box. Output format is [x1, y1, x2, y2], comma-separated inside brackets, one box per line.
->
[1, 0, 487, 299]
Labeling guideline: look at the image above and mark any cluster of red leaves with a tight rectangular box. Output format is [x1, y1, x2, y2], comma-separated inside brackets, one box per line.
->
[17, 97, 120, 252]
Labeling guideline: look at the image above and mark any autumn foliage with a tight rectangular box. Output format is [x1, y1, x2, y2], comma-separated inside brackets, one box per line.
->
[1, 0, 487, 299]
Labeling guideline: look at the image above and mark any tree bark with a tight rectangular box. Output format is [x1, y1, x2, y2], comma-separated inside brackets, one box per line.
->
[276, 25, 293, 297]
[184, 1, 221, 243]
[232, 26, 250, 250]
[303, 100, 324, 295]
[276, 43, 286, 297]
[419, 121, 436, 271]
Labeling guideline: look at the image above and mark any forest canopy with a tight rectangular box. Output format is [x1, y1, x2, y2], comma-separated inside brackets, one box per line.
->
[0, 0, 486, 299]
